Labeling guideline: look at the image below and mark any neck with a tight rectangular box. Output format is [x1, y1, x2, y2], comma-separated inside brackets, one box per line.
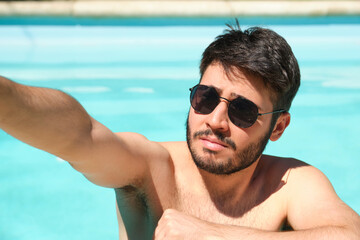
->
[198, 157, 262, 203]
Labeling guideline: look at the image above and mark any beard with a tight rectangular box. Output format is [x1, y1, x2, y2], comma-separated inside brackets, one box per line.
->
[186, 115, 273, 176]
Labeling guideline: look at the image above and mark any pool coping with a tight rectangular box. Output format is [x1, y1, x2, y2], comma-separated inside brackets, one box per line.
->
[0, 1, 360, 17]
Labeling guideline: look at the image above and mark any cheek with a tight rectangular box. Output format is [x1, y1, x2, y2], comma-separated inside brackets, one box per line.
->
[232, 132, 250, 149]
[229, 125, 258, 149]
[234, 124, 272, 150]
[188, 109, 201, 128]
[186, 110, 196, 136]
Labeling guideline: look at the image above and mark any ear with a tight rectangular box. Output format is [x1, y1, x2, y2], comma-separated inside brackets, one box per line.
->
[270, 112, 290, 142]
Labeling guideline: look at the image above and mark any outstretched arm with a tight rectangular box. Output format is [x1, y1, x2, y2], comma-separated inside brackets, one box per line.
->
[0, 76, 92, 155]
[154, 166, 360, 239]
[0, 76, 167, 188]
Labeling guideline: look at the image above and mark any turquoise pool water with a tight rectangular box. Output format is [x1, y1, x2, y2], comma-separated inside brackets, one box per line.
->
[0, 16, 359, 239]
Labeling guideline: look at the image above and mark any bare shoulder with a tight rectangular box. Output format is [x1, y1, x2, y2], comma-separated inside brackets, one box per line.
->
[261, 155, 334, 197]
[267, 156, 335, 195]
[159, 141, 188, 157]
[114, 132, 170, 160]
[260, 155, 310, 187]
[261, 154, 309, 170]
[262, 155, 360, 231]
[156, 141, 189, 169]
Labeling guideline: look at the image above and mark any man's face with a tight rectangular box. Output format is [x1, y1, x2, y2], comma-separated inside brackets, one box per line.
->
[186, 63, 275, 175]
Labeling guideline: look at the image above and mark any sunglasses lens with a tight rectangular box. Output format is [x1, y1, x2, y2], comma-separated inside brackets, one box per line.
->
[190, 85, 219, 114]
[228, 97, 258, 128]
[190, 85, 259, 128]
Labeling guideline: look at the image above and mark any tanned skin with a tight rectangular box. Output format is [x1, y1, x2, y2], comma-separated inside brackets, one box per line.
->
[1, 64, 359, 239]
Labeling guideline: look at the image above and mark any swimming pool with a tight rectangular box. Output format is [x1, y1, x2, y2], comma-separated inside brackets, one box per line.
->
[0, 16, 359, 239]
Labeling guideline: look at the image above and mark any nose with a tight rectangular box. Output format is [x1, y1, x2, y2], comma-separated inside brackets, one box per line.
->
[205, 99, 230, 132]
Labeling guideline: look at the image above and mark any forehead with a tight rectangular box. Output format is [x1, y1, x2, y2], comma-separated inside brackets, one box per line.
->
[199, 63, 273, 109]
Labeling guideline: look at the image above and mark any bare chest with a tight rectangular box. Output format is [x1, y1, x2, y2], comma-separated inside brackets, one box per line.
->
[172, 182, 287, 231]
[116, 176, 287, 240]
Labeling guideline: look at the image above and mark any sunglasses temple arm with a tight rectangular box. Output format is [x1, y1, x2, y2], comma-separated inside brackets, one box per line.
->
[258, 109, 286, 116]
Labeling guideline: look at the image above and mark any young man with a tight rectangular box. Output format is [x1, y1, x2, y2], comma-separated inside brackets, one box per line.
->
[1, 25, 359, 240]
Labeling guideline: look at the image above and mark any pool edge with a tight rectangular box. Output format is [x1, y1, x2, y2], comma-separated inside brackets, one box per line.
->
[0, 1, 360, 17]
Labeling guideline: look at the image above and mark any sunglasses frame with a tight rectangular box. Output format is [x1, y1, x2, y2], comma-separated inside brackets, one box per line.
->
[189, 84, 286, 128]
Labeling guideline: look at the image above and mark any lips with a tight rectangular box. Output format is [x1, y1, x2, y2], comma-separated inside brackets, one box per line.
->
[200, 137, 228, 151]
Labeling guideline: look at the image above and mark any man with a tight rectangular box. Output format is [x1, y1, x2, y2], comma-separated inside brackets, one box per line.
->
[1, 24, 359, 240]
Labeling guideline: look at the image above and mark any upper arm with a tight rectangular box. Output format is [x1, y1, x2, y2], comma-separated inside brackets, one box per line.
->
[286, 165, 360, 233]
[59, 118, 169, 188]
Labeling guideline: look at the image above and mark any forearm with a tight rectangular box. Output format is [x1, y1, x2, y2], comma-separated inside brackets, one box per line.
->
[210, 224, 358, 240]
[155, 209, 359, 240]
[0, 76, 92, 156]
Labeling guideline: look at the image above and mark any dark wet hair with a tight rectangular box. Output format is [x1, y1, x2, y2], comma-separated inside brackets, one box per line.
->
[200, 21, 300, 114]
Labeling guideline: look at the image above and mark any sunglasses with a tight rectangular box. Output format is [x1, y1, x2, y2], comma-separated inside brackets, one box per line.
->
[189, 84, 286, 128]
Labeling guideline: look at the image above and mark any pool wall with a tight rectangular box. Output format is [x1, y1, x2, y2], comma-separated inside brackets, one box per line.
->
[0, 0, 360, 17]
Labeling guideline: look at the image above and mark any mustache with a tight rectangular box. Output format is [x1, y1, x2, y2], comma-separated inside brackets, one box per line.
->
[193, 129, 237, 150]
